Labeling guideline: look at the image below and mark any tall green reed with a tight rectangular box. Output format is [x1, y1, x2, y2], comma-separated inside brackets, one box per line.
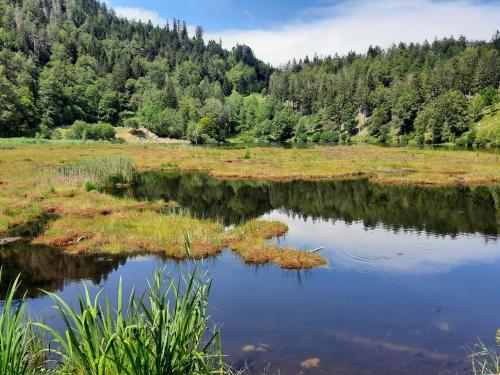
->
[470, 338, 500, 375]
[38, 268, 223, 375]
[0, 270, 43, 375]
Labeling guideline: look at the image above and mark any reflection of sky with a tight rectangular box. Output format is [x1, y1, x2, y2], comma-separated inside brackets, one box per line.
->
[263, 210, 500, 275]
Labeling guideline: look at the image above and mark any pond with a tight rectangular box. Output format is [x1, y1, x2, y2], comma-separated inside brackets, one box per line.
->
[1, 172, 499, 374]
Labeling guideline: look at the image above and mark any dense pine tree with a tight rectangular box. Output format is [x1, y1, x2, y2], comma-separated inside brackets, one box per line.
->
[0, 0, 498, 145]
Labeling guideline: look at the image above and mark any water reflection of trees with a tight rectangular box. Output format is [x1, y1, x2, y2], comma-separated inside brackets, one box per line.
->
[0, 243, 128, 298]
[132, 172, 498, 236]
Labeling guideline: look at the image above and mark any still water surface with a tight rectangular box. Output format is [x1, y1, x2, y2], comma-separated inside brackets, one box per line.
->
[1, 173, 499, 374]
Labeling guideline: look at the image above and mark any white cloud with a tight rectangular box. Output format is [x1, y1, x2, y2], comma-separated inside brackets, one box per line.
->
[112, 6, 198, 36]
[113, 6, 168, 26]
[206, 0, 500, 66]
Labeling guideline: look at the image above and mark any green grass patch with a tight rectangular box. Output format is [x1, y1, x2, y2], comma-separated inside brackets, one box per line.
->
[51, 156, 134, 187]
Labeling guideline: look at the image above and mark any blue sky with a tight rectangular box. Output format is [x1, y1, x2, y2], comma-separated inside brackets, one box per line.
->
[108, 0, 500, 65]
[107, 0, 344, 31]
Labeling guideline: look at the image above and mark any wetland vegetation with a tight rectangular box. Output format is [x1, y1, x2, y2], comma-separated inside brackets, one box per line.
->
[0, 142, 498, 374]
[1, 0, 500, 373]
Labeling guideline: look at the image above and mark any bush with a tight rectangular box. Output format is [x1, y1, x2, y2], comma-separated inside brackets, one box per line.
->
[85, 122, 116, 141]
[84, 181, 97, 191]
[186, 120, 208, 144]
[35, 124, 54, 139]
[482, 87, 499, 107]
[65, 120, 88, 139]
[253, 119, 272, 142]
[476, 123, 500, 147]
[320, 130, 339, 143]
[339, 133, 351, 143]
[456, 128, 476, 147]
[66, 121, 116, 141]
[310, 131, 321, 143]
[123, 116, 140, 129]
[295, 133, 308, 143]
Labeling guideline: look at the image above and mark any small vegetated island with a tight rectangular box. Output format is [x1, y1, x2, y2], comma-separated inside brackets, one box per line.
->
[0, 0, 499, 374]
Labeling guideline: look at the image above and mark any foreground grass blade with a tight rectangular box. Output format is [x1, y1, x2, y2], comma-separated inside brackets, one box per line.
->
[0, 270, 43, 375]
[38, 267, 224, 375]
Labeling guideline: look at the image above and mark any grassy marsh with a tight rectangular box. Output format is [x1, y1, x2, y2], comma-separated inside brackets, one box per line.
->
[0, 147, 328, 269]
[0, 141, 498, 185]
[0, 142, 498, 269]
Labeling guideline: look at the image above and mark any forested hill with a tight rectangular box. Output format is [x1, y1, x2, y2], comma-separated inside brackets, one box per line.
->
[0, 0, 499, 146]
[0, 0, 271, 136]
[268, 37, 500, 145]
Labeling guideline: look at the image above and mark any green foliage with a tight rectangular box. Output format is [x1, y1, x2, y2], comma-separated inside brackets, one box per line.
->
[270, 106, 299, 142]
[0, 0, 497, 145]
[199, 99, 230, 143]
[84, 181, 97, 192]
[320, 130, 339, 143]
[414, 91, 471, 144]
[86, 122, 117, 141]
[98, 92, 120, 124]
[0, 0, 270, 138]
[470, 94, 487, 121]
[186, 121, 207, 144]
[38, 269, 223, 375]
[66, 121, 116, 141]
[482, 87, 500, 106]
[0, 270, 43, 375]
[367, 107, 390, 137]
[0, 268, 226, 374]
[310, 131, 321, 143]
[0, 75, 37, 137]
[226, 62, 257, 94]
[475, 107, 500, 147]
[268, 36, 499, 145]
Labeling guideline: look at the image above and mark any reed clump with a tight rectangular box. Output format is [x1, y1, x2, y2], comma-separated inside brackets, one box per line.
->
[470, 336, 500, 375]
[0, 268, 225, 374]
[0, 271, 44, 375]
[51, 156, 134, 187]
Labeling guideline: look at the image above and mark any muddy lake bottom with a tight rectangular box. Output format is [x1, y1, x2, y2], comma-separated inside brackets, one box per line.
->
[2, 174, 499, 374]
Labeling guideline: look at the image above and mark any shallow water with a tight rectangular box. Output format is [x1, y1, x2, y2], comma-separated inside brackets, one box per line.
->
[1, 173, 499, 374]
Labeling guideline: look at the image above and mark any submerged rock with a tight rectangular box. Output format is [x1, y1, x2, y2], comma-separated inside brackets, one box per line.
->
[300, 358, 320, 368]
[242, 345, 256, 352]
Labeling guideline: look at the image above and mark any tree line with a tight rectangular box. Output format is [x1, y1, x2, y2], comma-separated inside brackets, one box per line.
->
[0, 0, 499, 145]
[268, 36, 500, 145]
[0, 0, 271, 138]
